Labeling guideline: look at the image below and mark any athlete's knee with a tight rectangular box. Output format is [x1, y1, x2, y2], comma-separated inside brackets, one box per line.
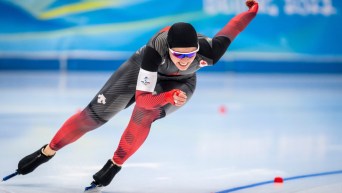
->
[153, 109, 166, 122]
[131, 106, 165, 124]
[83, 106, 108, 126]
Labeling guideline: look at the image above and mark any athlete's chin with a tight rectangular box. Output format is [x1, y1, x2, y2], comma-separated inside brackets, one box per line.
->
[176, 63, 190, 71]
[177, 67, 190, 71]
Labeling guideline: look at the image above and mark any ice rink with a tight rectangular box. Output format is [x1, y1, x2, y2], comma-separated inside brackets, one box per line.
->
[0, 71, 341, 193]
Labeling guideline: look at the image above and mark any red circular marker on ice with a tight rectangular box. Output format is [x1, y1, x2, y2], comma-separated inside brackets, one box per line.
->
[219, 105, 227, 114]
[274, 176, 284, 183]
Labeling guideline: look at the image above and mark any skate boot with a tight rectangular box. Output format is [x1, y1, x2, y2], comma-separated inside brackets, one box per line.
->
[17, 144, 55, 175]
[84, 159, 121, 192]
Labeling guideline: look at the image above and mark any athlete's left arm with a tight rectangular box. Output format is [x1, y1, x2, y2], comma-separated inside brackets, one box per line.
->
[204, 0, 259, 64]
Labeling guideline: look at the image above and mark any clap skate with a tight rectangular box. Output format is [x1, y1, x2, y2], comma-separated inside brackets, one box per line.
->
[2, 144, 54, 182]
[84, 159, 121, 192]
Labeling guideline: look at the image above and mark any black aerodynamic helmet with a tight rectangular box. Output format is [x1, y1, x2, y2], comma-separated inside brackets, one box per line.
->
[167, 22, 198, 48]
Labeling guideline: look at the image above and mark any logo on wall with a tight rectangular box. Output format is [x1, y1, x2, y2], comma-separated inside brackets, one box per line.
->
[97, 94, 106, 104]
[141, 76, 151, 85]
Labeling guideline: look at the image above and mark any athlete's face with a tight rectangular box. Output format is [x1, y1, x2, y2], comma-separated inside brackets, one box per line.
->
[169, 47, 198, 71]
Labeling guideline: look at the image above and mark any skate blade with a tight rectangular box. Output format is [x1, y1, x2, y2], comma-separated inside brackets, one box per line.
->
[84, 186, 103, 193]
[2, 172, 18, 182]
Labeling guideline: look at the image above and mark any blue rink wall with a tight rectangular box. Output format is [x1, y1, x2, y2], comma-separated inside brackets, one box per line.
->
[0, 0, 341, 73]
[0, 59, 341, 73]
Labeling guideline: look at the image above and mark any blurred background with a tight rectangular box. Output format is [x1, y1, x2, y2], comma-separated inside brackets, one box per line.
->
[0, 0, 341, 72]
[0, 1, 342, 193]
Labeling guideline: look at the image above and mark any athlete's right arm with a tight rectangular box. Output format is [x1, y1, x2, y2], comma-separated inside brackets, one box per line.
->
[215, 0, 258, 41]
[199, 0, 258, 64]
[135, 46, 184, 109]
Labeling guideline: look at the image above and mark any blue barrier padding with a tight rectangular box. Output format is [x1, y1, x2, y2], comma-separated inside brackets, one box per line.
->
[1, 59, 341, 73]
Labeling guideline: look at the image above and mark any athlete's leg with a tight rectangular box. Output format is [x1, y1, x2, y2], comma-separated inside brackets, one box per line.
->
[85, 75, 196, 188]
[49, 59, 140, 151]
[16, 59, 140, 175]
[113, 75, 197, 165]
[87, 105, 164, 189]
[112, 106, 164, 165]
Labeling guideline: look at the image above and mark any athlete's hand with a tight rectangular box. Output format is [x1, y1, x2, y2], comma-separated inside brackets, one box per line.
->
[165, 89, 187, 107]
[246, 0, 258, 9]
[173, 90, 187, 107]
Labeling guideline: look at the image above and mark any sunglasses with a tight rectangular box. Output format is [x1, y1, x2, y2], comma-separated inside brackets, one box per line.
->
[169, 46, 200, 59]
